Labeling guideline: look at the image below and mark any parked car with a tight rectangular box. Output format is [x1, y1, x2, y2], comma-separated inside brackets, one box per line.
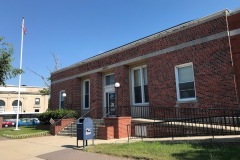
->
[7, 119, 22, 127]
[2, 121, 14, 128]
[19, 118, 40, 126]
[31, 118, 40, 125]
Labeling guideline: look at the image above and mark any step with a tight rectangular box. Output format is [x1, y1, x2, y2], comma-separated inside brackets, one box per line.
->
[57, 119, 105, 137]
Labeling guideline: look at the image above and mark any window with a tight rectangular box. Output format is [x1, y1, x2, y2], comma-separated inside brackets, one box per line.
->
[83, 80, 90, 109]
[35, 98, 40, 105]
[59, 90, 66, 109]
[105, 74, 114, 86]
[132, 66, 149, 105]
[175, 63, 196, 101]
[35, 109, 39, 112]
[0, 100, 5, 113]
[12, 100, 22, 112]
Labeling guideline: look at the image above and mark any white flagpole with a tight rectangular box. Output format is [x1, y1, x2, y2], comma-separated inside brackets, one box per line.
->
[15, 17, 25, 130]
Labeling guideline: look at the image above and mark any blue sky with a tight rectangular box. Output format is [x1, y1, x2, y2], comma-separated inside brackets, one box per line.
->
[1, 0, 240, 87]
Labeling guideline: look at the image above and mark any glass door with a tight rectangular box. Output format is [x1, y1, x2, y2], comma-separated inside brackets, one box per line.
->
[105, 92, 115, 116]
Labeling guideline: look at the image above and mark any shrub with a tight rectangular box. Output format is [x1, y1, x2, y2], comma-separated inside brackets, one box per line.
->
[38, 109, 78, 124]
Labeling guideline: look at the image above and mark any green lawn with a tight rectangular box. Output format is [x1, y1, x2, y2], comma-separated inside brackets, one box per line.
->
[86, 141, 240, 160]
[0, 126, 49, 138]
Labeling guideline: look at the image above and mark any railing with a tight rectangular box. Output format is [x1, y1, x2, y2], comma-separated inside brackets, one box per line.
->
[117, 106, 240, 120]
[51, 112, 76, 126]
[127, 108, 240, 141]
[80, 107, 96, 118]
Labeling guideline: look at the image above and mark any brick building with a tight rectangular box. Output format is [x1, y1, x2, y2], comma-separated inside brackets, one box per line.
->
[50, 9, 240, 119]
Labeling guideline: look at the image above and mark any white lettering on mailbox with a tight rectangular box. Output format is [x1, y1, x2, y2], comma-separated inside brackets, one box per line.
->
[86, 128, 91, 135]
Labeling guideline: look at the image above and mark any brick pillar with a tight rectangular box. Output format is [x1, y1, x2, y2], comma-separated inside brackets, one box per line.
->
[90, 72, 103, 118]
[115, 65, 130, 116]
[0, 117, 2, 129]
[71, 78, 82, 113]
[104, 117, 131, 139]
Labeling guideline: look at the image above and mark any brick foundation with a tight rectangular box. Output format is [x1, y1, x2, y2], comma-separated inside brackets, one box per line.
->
[104, 117, 131, 139]
[97, 125, 114, 140]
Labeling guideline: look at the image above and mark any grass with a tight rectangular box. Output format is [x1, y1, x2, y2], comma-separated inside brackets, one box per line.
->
[0, 126, 49, 138]
[86, 141, 240, 160]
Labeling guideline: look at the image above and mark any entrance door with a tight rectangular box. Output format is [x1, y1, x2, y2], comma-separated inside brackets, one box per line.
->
[105, 92, 115, 116]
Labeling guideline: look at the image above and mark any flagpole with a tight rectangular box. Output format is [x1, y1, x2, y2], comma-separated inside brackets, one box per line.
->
[15, 17, 25, 130]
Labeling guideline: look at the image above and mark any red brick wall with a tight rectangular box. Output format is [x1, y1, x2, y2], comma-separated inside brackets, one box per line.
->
[115, 65, 131, 107]
[97, 126, 114, 140]
[148, 37, 237, 108]
[90, 72, 103, 118]
[229, 12, 240, 105]
[50, 78, 82, 113]
[51, 16, 227, 82]
[104, 117, 131, 139]
[50, 13, 240, 113]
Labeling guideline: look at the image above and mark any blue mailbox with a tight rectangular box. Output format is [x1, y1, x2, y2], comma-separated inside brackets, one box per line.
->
[76, 117, 94, 148]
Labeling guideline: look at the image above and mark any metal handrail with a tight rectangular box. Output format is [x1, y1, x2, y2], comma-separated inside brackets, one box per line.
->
[51, 112, 76, 126]
[79, 107, 96, 118]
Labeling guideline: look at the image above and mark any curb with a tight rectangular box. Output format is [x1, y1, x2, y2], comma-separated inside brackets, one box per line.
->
[3, 131, 50, 139]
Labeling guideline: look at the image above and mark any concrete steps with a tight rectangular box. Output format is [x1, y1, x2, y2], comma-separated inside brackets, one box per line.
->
[57, 119, 104, 137]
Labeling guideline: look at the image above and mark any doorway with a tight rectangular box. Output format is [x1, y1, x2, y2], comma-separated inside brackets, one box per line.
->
[105, 92, 115, 116]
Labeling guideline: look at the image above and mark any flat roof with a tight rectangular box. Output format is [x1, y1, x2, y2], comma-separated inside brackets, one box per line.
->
[52, 9, 234, 75]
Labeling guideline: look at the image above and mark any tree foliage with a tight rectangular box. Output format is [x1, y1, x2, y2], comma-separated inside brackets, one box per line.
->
[0, 37, 22, 85]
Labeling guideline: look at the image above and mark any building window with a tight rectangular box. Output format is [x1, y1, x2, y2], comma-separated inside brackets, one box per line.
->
[105, 74, 115, 86]
[83, 80, 90, 109]
[175, 63, 196, 101]
[0, 100, 5, 113]
[131, 66, 149, 105]
[59, 90, 66, 109]
[35, 98, 40, 105]
[12, 100, 22, 112]
[35, 109, 39, 112]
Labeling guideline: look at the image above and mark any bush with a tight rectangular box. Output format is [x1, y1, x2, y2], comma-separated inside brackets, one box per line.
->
[38, 109, 78, 124]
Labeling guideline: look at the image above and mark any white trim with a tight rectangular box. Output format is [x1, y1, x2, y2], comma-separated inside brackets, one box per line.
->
[230, 28, 240, 36]
[175, 63, 196, 102]
[82, 79, 90, 110]
[103, 73, 115, 116]
[131, 65, 149, 105]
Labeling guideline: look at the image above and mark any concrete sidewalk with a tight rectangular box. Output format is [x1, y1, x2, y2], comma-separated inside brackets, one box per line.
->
[0, 136, 131, 160]
[1, 135, 240, 160]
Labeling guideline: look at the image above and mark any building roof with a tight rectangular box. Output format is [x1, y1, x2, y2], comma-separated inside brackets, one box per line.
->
[52, 9, 231, 75]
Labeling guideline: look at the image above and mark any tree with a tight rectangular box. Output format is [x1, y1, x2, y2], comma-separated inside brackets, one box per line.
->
[27, 52, 60, 95]
[0, 37, 22, 85]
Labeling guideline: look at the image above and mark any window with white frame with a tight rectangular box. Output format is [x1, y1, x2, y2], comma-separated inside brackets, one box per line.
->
[105, 74, 114, 86]
[12, 100, 22, 112]
[175, 63, 196, 101]
[35, 98, 40, 105]
[83, 80, 90, 109]
[132, 66, 149, 105]
[0, 100, 5, 113]
[59, 90, 66, 109]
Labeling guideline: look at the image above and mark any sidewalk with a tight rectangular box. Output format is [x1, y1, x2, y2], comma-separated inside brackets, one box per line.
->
[1, 135, 240, 160]
[0, 136, 130, 160]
